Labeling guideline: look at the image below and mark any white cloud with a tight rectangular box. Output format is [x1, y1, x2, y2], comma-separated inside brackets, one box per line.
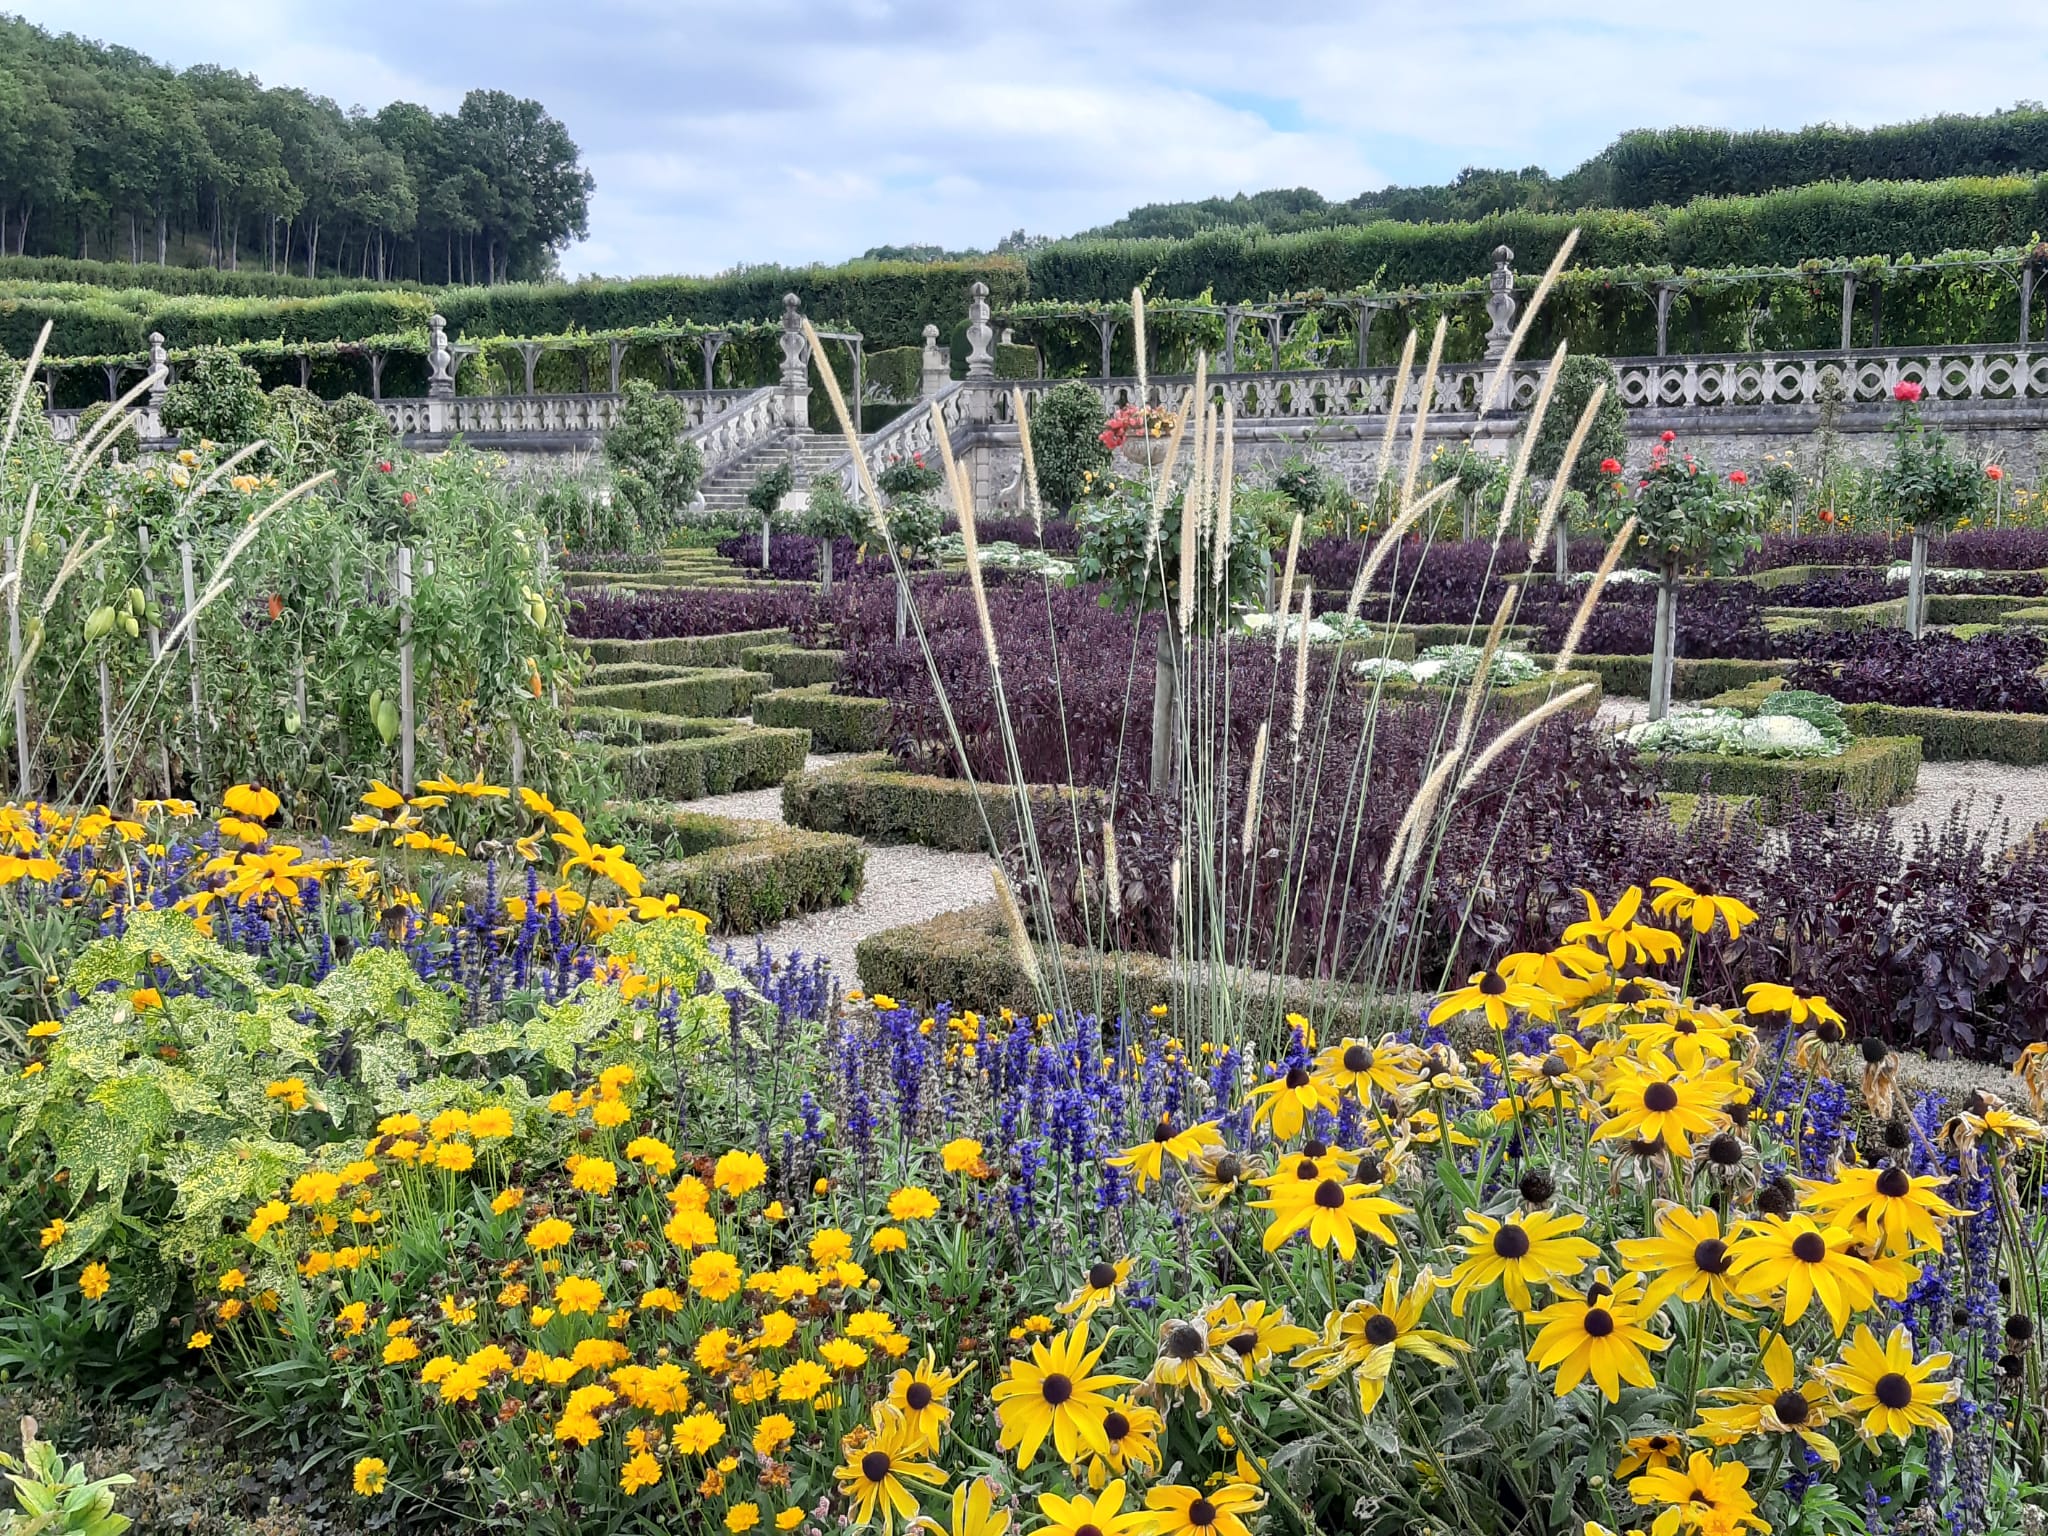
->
[11, 0, 2048, 279]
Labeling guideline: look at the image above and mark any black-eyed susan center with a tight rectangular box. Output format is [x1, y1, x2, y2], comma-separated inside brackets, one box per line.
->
[1087, 1262, 1118, 1290]
[1773, 1388, 1812, 1425]
[1875, 1372, 1913, 1410]
[1478, 970, 1507, 996]
[1877, 1165, 1912, 1198]
[1102, 1410, 1131, 1442]
[1314, 1179, 1348, 1210]
[1188, 1501, 1218, 1527]
[1791, 1231, 1828, 1264]
[1493, 1224, 1533, 1260]
[905, 1382, 933, 1411]
[860, 1450, 891, 1483]
[1363, 1312, 1399, 1346]
[1343, 1044, 1373, 1072]
[1039, 1372, 1073, 1405]
[1692, 1238, 1732, 1274]
[1164, 1324, 1207, 1361]
[1642, 1082, 1680, 1114]
[1582, 1306, 1616, 1338]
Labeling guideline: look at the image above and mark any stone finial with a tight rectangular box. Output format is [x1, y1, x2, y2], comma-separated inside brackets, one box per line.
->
[146, 332, 169, 406]
[779, 293, 810, 389]
[1483, 246, 1517, 362]
[965, 280, 995, 380]
[920, 322, 950, 398]
[426, 313, 456, 398]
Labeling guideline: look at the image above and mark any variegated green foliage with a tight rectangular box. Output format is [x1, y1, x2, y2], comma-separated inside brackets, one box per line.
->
[0, 910, 731, 1301]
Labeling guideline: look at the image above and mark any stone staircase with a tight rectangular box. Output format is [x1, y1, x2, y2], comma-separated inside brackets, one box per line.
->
[696, 430, 847, 518]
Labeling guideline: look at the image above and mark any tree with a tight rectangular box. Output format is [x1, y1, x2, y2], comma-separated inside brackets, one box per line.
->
[1528, 353, 1627, 574]
[1876, 382, 1987, 636]
[1031, 382, 1112, 512]
[1077, 482, 1268, 790]
[602, 381, 704, 546]
[160, 346, 267, 445]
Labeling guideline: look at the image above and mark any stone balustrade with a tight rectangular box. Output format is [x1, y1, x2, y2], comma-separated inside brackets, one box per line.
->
[379, 387, 761, 443]
[996, 345, 2048, 428]
[47, 405, 165, 443]
[824, 384, 970, 495]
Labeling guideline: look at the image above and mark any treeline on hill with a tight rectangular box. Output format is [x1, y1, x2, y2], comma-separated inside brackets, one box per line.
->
[1076, 103, 2048, 239]
[0, 16, 591, 285]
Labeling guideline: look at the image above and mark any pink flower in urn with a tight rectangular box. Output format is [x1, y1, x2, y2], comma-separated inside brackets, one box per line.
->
[1893, 380, 1924, 402]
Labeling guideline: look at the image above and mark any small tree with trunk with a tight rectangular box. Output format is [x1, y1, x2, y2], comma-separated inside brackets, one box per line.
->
[1876, 380, 1985, 637]
[1529, 354, 1627, 574]
[745, 461, 795, 571]
[1630, 432, 1756, 718]
[1076, 483, 1268, 790]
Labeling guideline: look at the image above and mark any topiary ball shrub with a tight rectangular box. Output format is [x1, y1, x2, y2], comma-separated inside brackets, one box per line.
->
[1030, 381, 1111, 511]
[160, 346, 268, 446]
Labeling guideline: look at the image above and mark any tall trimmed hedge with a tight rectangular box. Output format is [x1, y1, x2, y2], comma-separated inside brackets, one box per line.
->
[1606, 110, 2048, 207]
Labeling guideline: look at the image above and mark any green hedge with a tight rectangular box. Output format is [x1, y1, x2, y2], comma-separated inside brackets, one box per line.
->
[581, 629, 790, 668]
[753, 687, 893, 752]
[1395, 623, 1539, 651]
[610, 803, 863, 932]
[867, 346, 923, 402]
[0, 254, 413, 298]
[1368, 669, 1605, 722]
[595, 717, 810, 800]
[1604, 111, 2048, 206]
[1925, 593, 2045, 624]
[854, 902, 1414, 1031]
[435, 261, 1026, 351]
[574, 668, 771, 719]
[1639, 735, 1922, 820]
[1023, 175, 2048, 302]
[784, 755, 1039, 851]
[1761, 599, 1903, 631]
[741, 645, 845, 688]
[1837, 703, 2048, 765]
[1560, 655, 1789, 700]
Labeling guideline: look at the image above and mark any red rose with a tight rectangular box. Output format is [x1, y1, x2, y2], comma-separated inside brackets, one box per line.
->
[1893, 380, 1923, 402]
[1660, 430, 1676, 443]
[1599, 457, 1621, 475]
[401, 491, 417, 507]
[1728, 470, 1749, 485]
[377, 460, 393, 473]
[1820, 508, 1836, 523]
[1988, 465, 2005, 481]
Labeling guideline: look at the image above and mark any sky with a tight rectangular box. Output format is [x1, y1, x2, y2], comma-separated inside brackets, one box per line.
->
[12, 1, 2047, 279]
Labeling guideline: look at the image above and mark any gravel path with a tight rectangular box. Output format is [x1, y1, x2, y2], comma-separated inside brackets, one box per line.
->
[688, 755, 993, 988]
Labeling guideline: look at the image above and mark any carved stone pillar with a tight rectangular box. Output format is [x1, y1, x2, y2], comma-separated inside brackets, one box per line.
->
[965, 281, 995, 380]
[779, 293, 811, 430]
[146, 333, 168, 406]
[426, 314, 456, 401]
[920, 324, 950, 397]
[1483, 245, 1517, 363]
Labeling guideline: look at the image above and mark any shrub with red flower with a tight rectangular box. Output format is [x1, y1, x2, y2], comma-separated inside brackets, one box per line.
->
[1599, 457, 1622, 476]
[1988, 464, 2005, 481]
[1727, 469, 1749, 486]
[1659, 430, 1676, 443]
[1098, 404, 1175, 452]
